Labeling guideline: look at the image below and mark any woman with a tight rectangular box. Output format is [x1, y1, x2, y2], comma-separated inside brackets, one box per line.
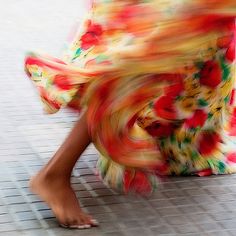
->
[25, 0, 236, 229]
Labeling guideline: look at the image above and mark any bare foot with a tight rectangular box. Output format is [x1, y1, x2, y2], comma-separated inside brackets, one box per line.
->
[29, 171, 98, 229]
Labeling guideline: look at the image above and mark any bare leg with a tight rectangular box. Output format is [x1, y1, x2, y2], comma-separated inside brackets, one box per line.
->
[30, 111, 98, 229]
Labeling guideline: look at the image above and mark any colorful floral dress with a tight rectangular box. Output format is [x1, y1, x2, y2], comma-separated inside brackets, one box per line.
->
[25, 0, 236, 194]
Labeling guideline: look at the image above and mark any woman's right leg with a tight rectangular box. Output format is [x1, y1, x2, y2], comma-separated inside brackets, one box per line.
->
[30, 111, 98, 228]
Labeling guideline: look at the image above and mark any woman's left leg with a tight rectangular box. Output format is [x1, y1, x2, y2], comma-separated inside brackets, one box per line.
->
[30, 111, 98, 228]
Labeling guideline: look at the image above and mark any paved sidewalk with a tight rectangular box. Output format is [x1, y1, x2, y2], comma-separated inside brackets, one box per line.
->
[1, 1, 236, 235]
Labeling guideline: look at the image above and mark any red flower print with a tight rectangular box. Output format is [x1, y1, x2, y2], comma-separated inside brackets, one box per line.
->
[198, 131, 220, 156]
[145, 121, 175, 137]
[80, 22, 103, 50]
[229, 107, 236, 136]
[54, 74, 73, 90]
[196, 169, 213, 176]
[225, 36, 235, 62]
[154, 96, 177, 120]
[229, 107, 236, 135]
[87, 22, 103, 36]
[124, 170, 133, 193]
[217, 35, 232, 49]
[67, 99, 82, 111]
[85, 58, 112, 68]
[80, 33, 100, 50]
[164, 82, 184, 98]
[226, 152, 236, 163]
[185, 109, 207, 129]
[39, 87, 61, 110]
[230, 89, 235, 105]
[217, 33, 235, 62]
[124, 170, 151, 194]
[199, 60, 222, 88]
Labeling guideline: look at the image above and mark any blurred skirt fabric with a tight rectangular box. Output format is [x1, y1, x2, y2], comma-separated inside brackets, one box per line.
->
[25, 0, 236, 193]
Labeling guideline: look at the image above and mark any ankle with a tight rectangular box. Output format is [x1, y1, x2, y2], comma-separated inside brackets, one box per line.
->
[36, 167, 71, 186]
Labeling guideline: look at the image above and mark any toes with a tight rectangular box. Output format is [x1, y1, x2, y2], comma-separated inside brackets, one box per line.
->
[60, 216, 81, 228]
[61, 214, 95, 229]
[73, 214, 99, 228]
[82, 213, 99, 226]
[79, 213, 92, 226]
[60, 223, 69, 229]
[60, 224, 91, 229]
[69, 217, 86, 227]
[56, 209, 99, 229]
[77, 224, 91, 229]
[90, 218, 99, 226]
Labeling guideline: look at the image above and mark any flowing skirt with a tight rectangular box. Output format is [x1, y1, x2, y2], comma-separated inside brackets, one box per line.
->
[25, 0, 236, 193]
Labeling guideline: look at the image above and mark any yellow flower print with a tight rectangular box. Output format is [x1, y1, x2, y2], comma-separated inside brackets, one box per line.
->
[177, 77, 201, 112]
[27, 65, 40, 77]
[209, 100, 224, 119]
[220, 79, 234, 98]
[137, 108, 156, 129]
[179, 95, 198, 112]
[201, 86, 218, 101]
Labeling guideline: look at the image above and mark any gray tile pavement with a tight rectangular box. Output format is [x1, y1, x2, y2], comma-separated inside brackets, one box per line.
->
[1, 0, 236, 235]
